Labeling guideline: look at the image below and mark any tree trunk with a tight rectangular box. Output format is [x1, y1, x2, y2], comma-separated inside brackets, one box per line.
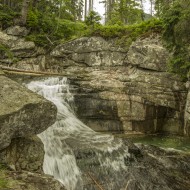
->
[78, 0, 83, 21]
[140, 0, 145, 21]
[20, 0, 30, 25]
[8, 0, 11, 7]
[105, 0, 108, 24]
[32, 0, 38, 8]
[85, 0, 87, 18]
[150, 0, 153, 16]
[89, 0, 92, 12]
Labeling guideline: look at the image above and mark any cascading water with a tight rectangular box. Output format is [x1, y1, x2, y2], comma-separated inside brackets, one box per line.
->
[27, 77, 131, 190]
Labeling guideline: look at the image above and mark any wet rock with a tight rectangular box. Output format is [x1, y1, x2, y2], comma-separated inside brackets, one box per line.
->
[68, 137, 190, 190]
[0, 74, 57, 150]
[0, 136, 44, 173]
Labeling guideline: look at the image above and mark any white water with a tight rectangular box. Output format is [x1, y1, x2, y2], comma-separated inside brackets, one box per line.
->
[27, 77, 129, 190]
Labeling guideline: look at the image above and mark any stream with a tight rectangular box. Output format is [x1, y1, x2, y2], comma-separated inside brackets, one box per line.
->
[26, 77, 190, 190]
[27, 77, 130, 190]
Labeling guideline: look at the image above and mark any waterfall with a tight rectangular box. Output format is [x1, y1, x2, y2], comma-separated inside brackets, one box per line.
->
[27, 77, 130, 190]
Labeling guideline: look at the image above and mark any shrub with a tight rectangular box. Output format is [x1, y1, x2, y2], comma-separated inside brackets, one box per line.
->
[89, 18, 163, 45]
[0, 5, 19, 29]
[162, 1, 190, 80]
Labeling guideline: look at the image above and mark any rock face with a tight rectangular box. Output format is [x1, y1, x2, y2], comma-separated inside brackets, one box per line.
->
[5, 26, 29, 37]
[0, 30, 45, 68]
[0, 29, 188, 135]
[48, 36, 187, 135]
[127, 37, 170, 71]
[0, 72, 57, 150]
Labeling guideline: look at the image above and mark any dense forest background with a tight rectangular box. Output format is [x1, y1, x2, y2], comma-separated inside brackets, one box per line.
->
[0, 0, 190, 79]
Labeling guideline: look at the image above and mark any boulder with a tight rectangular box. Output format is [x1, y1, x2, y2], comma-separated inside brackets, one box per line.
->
[0, 136, 44, 172]
[0, 74, 57, 150]
[5, 26, 29, 37]
[0, 31, 44, 62]
[0, 30, 35, 50]
[14, 55, 46, 71]
[126, 36, 170, 71]
[51, 37, 127, 67]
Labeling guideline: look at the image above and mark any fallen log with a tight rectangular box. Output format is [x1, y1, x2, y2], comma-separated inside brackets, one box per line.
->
[87, 172, 105, 190]
[0, 66, 62, 76]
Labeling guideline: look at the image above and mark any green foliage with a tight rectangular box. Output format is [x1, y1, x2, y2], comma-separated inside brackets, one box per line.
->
[105, 0, 144, 25]
[0, 1, 164, 58]
[0, 1, 163, 51]
[26, 16, 87, 47]
[85, 11, 101, 27]
[0, 178, 8, 188]
[27, 10, 39, 28]
[0, 164, 8, 189]
[0, 44, 14, 60]
[81, 19, 163, 51]
[24, 2, 88, 48]
[56, 19, 87, 39]
[90, 19, 163, 41]
[162, 0, 190, 79]
[0, 5, 19, 29]
[0, 1, 87, 48]
[26, 9, 56, 33]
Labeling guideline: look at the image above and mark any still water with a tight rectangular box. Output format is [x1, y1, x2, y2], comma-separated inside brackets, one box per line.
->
[115, 134, 190, 152]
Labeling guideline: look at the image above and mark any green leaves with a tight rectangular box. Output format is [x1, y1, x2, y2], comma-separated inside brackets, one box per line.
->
[0, 5, 19, 29]
[161, 0, 190, 80]
[85, 11, 101, 29]
[0, 44, 14, 60]
[90, 18, 163, 39]
[105, 0, 144, 25]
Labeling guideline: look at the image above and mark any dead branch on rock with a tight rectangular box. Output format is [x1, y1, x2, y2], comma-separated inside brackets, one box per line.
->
[87, 172, 105, 190]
